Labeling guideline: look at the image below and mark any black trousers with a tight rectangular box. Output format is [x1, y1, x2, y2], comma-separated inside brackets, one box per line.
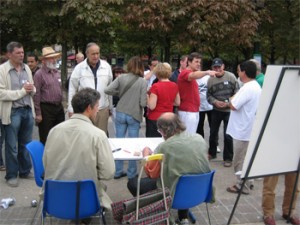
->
[127, 177, 188, 221]
[145, 119, 161, 138]
[209, 110, 233, 161]
[196, 110, 212, 138]
[39, 103, 65, 144]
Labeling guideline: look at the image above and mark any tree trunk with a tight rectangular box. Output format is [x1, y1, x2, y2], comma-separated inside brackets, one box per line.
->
[61, 42, 68, 88]
[164, 35, 171, 63]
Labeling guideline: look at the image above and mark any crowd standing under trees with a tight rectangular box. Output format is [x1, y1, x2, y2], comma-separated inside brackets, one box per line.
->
[0, 0, 299, 83]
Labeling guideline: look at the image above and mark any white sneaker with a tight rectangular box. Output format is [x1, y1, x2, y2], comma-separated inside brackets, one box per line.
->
[217, 146, 221, 153]
[174, 218, 190, 225]
[180, 219, 190, 225]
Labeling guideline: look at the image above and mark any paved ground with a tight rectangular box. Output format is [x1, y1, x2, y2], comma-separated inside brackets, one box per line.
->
[0, 107, 299, 224]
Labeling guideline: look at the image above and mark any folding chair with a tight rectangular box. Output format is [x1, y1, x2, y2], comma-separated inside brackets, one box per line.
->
[42, 179, 106, 225]
[25, 140, 44, 187]
[172, 170, 216, 225]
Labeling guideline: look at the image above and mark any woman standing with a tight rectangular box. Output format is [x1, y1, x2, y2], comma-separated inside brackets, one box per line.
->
[105, 56, 147, 179]
[146, 63, 180, 137]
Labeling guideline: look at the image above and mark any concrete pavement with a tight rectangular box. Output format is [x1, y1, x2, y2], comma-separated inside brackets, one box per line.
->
[0, 115, 299, 225]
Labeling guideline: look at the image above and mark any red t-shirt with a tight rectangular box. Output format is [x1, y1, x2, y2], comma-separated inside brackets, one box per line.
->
[148, 81, 178, 120]
[177, 69, 200, 112]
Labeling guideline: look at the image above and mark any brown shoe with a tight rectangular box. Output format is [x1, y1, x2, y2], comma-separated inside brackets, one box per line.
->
[282, 215, 300, 225]
[263, 216, 276, 225]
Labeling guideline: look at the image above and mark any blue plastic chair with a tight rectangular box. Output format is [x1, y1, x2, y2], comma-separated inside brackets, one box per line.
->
[172, 170, 216, 225]
[42, 179, 106, 225]
[25, 140, 45, 187]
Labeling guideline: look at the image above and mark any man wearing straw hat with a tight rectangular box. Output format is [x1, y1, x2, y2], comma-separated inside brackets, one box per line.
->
[33, 46, 65, 144]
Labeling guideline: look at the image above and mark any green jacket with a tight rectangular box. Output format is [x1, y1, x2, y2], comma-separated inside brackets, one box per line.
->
[155, 132, 211, 197]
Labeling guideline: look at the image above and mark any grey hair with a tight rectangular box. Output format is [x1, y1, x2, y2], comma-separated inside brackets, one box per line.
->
[157, 113, 186, 139]
[7, 42, 23, 53]
[85, 42, 100, 54]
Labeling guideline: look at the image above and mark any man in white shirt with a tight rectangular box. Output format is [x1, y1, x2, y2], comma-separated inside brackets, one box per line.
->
[226, 60, 261, 195]
[68, 42, 113, 134]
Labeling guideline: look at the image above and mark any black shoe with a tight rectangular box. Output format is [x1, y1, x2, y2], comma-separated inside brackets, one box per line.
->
[114, 172, 127, 179]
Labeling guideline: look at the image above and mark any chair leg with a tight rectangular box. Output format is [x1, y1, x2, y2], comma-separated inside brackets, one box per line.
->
[30, 200, 42, 225]
[101, 208, 106, 225]
[205, 203, 211, 225]
[188, 210, 196, 224]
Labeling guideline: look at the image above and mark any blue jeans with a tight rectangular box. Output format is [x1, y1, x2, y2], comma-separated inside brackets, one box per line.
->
[4, 107, 33, 180]
[114, 111, 140, 179]
[0, 119, 4, 166]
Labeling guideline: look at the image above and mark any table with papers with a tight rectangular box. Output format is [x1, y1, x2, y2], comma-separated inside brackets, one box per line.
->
[109, 138, 164, 160]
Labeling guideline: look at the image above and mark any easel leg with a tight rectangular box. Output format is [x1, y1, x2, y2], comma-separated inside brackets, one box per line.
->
[286, 158, 300, 223]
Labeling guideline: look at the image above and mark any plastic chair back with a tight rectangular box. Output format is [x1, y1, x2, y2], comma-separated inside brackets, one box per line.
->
[43, 179, 102, 221]
[172, 170, 215, 209]
[25, 140, 45, 187]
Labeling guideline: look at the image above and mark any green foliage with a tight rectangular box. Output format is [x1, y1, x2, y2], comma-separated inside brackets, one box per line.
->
[0, 0, 299, 66]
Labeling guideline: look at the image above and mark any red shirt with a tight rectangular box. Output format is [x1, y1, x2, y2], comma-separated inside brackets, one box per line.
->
[148, 81, 178, 120]
[177, 69, 200, 112]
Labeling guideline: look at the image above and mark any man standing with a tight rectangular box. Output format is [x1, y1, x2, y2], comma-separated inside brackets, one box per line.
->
[26, 53, 39, 77]
[33, 47, 65, 144]
[170, 55, 188, 83]
[68, 42, 113, 134]
[127, 112, 211, 224]
[226, 60, 261, 195]
[177, 52, 216, 133]
[43, 88, 115, 209]
[0, 42, 35, 187]
[207, 58, 239, 167]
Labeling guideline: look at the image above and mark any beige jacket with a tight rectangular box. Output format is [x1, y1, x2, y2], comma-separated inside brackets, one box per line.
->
[0, 61, 35, 124]
[43, 114, 115, 209]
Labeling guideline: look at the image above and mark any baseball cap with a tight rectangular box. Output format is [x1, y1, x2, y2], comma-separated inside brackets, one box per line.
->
[212, 58, 223, 67]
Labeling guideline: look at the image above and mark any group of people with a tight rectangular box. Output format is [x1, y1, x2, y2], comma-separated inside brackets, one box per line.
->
[0, 40, 299, 225]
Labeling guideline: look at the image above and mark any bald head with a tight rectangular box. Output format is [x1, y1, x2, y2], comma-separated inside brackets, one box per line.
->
[157, 112, 186, 139]
[76, 52, 84, 64]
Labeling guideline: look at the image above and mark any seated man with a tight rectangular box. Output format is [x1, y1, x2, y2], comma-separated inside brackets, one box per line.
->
[127, 112, 211, 225]
[43, 88, 115, 210]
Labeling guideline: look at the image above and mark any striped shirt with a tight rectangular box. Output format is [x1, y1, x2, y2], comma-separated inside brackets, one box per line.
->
[33, 65, 62, 116]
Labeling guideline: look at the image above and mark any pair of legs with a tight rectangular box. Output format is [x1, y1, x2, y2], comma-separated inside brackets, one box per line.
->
[209, 110, 233, 161]
[114, 111, 140, 179]
[0, 119, 5, 169]
[178, 111, 199, 134]
[227, 139, 251, 194]
[127, 177, 188, 221]
[145, 119, 161, 137]
[94, 107, 110, 135]
[38, 103, 65, 144]
[262, 173, 299, 218]
[4, 107, 33, 181]
[197, 110, 212, 138]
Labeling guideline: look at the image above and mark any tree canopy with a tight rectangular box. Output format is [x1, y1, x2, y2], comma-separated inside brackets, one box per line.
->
[0, 0, 299, 74]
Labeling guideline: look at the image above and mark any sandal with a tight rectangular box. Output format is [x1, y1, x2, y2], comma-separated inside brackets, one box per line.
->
[0, 165, 6, 171]
[226, 185, 249, 195]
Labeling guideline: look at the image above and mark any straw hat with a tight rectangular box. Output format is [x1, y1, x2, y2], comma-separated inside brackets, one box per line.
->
[42, 47, 61, 59]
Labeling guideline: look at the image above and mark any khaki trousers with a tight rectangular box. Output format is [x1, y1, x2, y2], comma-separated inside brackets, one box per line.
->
[93, 107, 109, 134]
[262, 173, 300, 217]
[232, 139, 252, 191]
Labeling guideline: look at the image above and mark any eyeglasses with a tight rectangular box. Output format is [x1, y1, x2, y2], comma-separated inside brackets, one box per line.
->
[157, 129, 162, 135]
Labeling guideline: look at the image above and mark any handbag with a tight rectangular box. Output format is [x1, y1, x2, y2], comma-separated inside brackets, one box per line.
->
[111, 188, 172, 225]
